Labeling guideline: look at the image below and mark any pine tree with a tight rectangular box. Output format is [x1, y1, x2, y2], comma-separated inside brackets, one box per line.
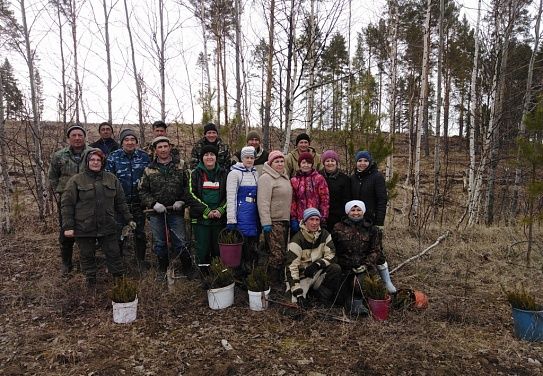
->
[1, 58, 23, 119]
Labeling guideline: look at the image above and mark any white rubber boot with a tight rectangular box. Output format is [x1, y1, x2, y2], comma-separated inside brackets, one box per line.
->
[377, 262, 397, 294]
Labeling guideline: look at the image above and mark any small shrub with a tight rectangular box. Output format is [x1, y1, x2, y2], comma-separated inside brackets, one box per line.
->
[111, 277, 138, 303]
[218, 228, 243, 244]
[362, 274, 387, 300]
[246, 266, 269, 292]
[204, 257, 234, 289]
[505, 285, 541, 311]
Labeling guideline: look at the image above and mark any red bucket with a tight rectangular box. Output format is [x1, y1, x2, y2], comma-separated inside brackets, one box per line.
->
[367, 296, 392, 321]
[219, 242, 243, 268]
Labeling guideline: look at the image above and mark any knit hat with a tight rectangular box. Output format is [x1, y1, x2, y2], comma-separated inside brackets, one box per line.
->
[247, 130, 261, 141]
[295, 132, 310, 145]
[355, 150, 372, 163]
[119, 128, 138, 144]
[151, 136, 170, 148]
[200, 144, 219, 161]
[66, 124, 86, 137]
[268, 150, 284, 164]
[98, 121, 113, 132]
[241, 146, 256, 159]
[345, 200, 366, 215]
[303, 207, 321, 222]
[153, 120, 167, 129]
[321, 149, 339, 164]
[203, 122, 218, 134]
[298, 152, 314, 166]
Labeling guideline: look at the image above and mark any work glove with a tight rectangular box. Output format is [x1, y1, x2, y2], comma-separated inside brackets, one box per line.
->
[304, 259, 326, 278]
[128, 221, 137, 230]
[376, 225, 384, 232]
[153, 202, 166, 213]
[290, 219, 300, 233]
[262, 225, 272, 234]
[226, 223, 237, 231]
[172, 200, 185, 211]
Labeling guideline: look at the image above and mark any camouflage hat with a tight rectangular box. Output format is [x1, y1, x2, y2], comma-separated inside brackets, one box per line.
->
[151, 136, 170, 148]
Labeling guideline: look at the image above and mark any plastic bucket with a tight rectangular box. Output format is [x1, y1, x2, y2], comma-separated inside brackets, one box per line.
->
[248, 289, 270, 311]
[112, 297, 138, 324]
[512, 307, 543, 342]
[219, 243, 243, 268]
[367, 296, 391, 321]
[207, 282, 235, 310]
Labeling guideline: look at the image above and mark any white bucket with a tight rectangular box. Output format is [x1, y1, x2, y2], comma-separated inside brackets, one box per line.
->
[112, 297, 138, 324]
[248, 289, 270, 311]
[207, 283, 235, 310]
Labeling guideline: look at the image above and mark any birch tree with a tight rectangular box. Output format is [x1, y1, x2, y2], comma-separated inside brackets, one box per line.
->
[262, 0, 275, 150]
[432, 0, 444, 219]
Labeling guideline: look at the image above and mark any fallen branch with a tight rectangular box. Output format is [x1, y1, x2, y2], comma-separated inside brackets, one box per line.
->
[391, 231, 450, 274]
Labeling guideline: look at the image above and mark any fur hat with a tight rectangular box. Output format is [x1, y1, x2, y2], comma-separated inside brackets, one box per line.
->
[295, 132, 310, 145]
[200, 144, 219, 161]
[268, 150, 284, 164]
[66, 124, 86, 137]
[203, 123, 218, 134]
[298, 152, 314, 166]
[303, 207, 321, 222]
[151, 136, 170, 148]
[247, 130, 261, 141]
[321, 149, 339, 164]
[241, 146, 256, 159]
[119, 128, 138, 144]
[345, 200, 366, 215]
[153, 120, 167, 129]
[355, 150, 372, 163]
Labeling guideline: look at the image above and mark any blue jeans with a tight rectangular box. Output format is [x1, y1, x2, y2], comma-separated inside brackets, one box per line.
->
[149, 213, 187, 259]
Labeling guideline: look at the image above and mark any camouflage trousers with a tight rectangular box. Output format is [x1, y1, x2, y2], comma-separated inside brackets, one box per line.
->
[76, 234, 124, 280]
[264, 221, 289, 269]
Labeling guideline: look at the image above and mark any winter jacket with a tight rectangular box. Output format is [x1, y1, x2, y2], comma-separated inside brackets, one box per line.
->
[232, 147, 269, 175]
[186, 162, 228, 224]
[48, 145, 93, 195]
[90, 138, 119, 156]
[257, 162, 292, 225]
[350, 163, 388, 226]
[61, 166, 132, 237]
[226, 162, 259, 237]
[286, 224, 336, 294]
[285, 147, 322, 178]
[190, 137, 231, 169]
[138, 159, 187, 210]
[321, 169, 351, 229]
[290, 169, 330, 221]
[105, 148, 150, 203]
[332, 217, 386, 274]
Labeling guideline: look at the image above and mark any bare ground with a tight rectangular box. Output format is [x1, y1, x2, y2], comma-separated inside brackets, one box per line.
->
[1, 216, 542, 376]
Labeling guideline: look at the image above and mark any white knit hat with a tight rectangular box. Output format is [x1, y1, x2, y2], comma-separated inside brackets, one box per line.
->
[241, 146, 256, 159]
[345, 200, 366, 214]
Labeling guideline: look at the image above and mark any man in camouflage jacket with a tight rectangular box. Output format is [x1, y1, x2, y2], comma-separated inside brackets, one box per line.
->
[190, 122, 231, 169]
[48, 124, 92, 275]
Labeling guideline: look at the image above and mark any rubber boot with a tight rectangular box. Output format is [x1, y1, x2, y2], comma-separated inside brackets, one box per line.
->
[61, 248, 73, 276]
[180, 249, 193, 277]
[135, 241, 148, 274]
[156, 256, 169, 282]
[377, 262, 397, 294]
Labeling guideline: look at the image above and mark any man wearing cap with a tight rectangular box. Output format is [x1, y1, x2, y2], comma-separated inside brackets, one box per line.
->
[48, 124, 92, 275]
[144, 120, 183, 164]
[231, 129, 269, 175]
[61, 148, 134, 287]
[106, 129, 150, 267]
[284, 132, 321, 178]
[285, 207, 342, 309]
[139, 136, 190, 280]
[90, 121, 119, 156]
[190, 122, 231, 169]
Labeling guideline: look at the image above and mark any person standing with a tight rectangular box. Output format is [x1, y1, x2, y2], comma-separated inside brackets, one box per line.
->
[48, 124, 92, 275]
[232, 130, 269, 175]
[286, 208, 342, 308]
[90, 121, 119, 156]
[144, 120, 183, 163]
[284, 133, 321, 178]
[139, 136, 190, 279]
[106, 129, 150, 267]
[290, 152, 329, 234]
[320, 149, 351, 233]
[226, 146, 260, 273]
[61, 149, 134, 287]
[190, 122, 231, 169]
[350, 150, 388, 229]
[186, 145, 228, 266]
[257, 150, 292, 287]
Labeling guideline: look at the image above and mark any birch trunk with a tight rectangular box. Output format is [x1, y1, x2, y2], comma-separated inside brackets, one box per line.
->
[57, 6, 67, 128]
[70, 0, 80, 124]
[433, 0, 444, 219]
[305, 0, 316, 134]
[103, 0, 112, 123]
[282, 0, 297, 154]
[262, 0, 275, 150]
[234, 0, 242, 136]
[0, 71, 11, 233]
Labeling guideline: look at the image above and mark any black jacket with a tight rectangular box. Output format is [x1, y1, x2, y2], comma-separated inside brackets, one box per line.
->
[321, 169, 351, 231]
[350, 163, 388, 226]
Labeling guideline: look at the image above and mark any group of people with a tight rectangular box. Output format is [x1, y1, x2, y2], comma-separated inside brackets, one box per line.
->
[48, 120, 396, 312]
